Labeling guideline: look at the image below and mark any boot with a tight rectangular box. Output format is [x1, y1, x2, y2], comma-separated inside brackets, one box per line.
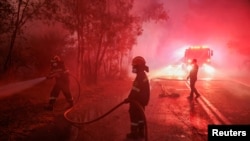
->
[44, 99, 55, 111]
[138, 122, 145, 138]
[44, 103, 54, 111]
[126, 125, 138, 139]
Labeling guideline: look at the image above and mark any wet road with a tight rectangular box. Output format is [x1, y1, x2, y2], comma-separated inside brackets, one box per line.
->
[196, 79, 250, 125]
[67, 73, 250, 141]
[1, 68, 249, 141]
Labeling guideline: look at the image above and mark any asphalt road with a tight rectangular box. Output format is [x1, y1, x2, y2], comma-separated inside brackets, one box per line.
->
[1, 70, 249, 141]
[68, 73, 250, 141]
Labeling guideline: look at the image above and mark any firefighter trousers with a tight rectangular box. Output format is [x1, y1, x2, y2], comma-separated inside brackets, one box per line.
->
[49, 80, 73, 105]
[189, 79, 200, 97]
[128, 103, 145, 136]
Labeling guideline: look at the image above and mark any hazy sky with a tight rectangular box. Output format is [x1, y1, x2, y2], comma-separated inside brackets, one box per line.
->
[132, 0, 250, 69]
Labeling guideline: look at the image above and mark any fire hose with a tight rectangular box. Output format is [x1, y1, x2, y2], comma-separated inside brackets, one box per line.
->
[58, 73, 148, 140]
[63, 99, 148, 141]
[68, 74, 81, 105]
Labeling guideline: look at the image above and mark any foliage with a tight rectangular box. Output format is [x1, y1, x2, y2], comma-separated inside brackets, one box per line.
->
[0, 0, 169, 84]
[1, 0, 53, 77]
[41, 0, 168, 84]
[0, 0, 14, 34]
[40, 0, 140, 84]
[139, 2, 169, 23]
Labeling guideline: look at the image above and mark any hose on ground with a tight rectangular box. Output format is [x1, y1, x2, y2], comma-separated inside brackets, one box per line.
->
[64, 99, 148, 141]
[69, 74, 81, 105]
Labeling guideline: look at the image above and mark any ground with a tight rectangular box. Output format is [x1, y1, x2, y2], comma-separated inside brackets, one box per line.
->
[0, 78, 132, 141]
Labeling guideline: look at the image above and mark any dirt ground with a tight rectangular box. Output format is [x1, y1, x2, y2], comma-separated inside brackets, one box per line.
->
[0, 78, 132, 141]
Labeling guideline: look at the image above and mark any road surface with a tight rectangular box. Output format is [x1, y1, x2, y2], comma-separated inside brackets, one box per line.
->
[64, 73, 250, 141]
[1, 70, 250, 141]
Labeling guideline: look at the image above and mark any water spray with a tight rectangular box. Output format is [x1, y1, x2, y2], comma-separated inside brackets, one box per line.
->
[0, 77, 46, 98]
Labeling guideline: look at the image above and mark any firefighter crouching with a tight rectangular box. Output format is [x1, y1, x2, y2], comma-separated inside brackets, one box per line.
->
[44, 55, 74, 111]
[124, 56, 150, 139]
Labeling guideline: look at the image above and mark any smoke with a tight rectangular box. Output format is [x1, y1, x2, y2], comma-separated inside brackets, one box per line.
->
[132, 0, 250, 71]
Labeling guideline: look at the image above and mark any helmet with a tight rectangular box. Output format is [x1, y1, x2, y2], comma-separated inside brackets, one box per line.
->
[132, 56, 146, 66]
[50, 55, 61, 68]
[51, 55, 61, 63]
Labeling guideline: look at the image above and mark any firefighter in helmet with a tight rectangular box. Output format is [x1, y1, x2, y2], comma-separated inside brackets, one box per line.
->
[124, 56, 150, 139]
[44, 55, 74, 111]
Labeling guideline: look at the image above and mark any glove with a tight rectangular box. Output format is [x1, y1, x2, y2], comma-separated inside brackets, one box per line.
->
[46, 73, 60, 79]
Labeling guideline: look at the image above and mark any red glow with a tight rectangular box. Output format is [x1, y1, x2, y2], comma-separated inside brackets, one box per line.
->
[132, 0, 250, 76]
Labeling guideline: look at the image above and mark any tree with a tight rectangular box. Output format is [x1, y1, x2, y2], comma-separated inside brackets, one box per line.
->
[0, 0, 14, 34]
[0, 0, 168, 82]
[43, 0, 138, 84]
[0, 0, 14, 75]
[2, 0, 51, 76]
[43, 0, 168, 85]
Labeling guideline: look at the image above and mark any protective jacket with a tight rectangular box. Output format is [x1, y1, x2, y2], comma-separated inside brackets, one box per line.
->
[49, 61, 69, 80]
[128, 71, 150, 106]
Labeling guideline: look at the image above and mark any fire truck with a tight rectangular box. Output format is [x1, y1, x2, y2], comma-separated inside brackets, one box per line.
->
[183, 46, 214, 74]
[184, 46, 213, 65]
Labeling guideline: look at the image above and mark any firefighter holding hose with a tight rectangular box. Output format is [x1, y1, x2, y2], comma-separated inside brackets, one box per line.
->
[124, 56, 150, 139]
[44, 55, 74, 111]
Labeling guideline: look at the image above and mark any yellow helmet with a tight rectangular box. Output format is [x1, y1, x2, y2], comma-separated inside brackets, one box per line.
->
[132, 56, 146, 66]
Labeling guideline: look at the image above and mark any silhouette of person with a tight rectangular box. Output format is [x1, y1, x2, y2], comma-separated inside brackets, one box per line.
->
[44, 55, 73, 111]
[187, 59, 200, 99]
[124, 56, 150, 139]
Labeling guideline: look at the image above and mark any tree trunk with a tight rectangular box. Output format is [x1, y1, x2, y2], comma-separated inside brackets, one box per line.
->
[3, 0, 22, 73]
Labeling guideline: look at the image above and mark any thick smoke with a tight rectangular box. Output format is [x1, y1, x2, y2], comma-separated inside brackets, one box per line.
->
[133, 0, 250, 73]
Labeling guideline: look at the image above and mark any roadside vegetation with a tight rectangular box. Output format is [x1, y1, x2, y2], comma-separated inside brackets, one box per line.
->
[0, 0, 168, 85]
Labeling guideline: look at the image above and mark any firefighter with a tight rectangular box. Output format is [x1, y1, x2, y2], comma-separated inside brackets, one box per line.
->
[187, 58, 200, 99]
[124, 56, 150, 139]
[44, 55, 74, 111]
